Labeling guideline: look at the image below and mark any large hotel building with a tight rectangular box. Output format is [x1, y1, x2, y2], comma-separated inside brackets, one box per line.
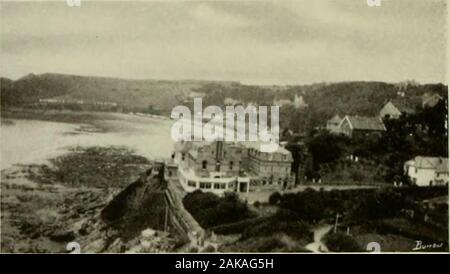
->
[168, 140, 294, 195]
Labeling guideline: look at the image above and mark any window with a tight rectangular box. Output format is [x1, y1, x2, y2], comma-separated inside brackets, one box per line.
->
[182, 153, 185, 161]
[202, 160, 208, 170]
[188, 181, 196, 187]
[214, 183, 226, 189]
[229, 161, 234, 170]
[215, 162, 221, 172]
[200, 182, 212, 189]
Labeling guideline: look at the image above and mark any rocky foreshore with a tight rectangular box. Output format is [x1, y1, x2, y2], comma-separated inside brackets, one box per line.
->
[1, 146, 178, 253]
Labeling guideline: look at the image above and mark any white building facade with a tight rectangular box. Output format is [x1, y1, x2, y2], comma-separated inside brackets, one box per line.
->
[404, 156, 449, 186]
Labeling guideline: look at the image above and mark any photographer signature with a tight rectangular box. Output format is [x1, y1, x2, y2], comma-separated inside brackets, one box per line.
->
[412, 240, 444, 251]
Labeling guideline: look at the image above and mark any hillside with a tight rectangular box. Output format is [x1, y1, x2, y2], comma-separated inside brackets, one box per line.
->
[1, 73, 447, 129]
[0, 73, 223, 112]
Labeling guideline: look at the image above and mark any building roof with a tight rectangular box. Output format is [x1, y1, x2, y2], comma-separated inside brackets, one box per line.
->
[406, 156, 448, 173]
[328, 115, 342, 124]
[388, 99, 417, 114]
[244, 141, 292, 155]
[422, 93, 443, 107]
[343, 115, 386, 131]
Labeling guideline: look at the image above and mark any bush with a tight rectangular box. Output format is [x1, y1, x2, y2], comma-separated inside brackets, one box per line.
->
[212, 217, 269, 235]
[183, 190, 253, 228]
[240, 209, 312, 243]
[268, 192, 281, 205]
[323, 232, 362, 252]
[201, 245, 216, 253]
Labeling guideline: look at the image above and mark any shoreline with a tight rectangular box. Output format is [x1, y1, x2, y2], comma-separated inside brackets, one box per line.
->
[0, 145, 177, 253]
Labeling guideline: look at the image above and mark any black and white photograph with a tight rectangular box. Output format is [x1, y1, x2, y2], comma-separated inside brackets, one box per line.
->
[0, 0, 448, 256]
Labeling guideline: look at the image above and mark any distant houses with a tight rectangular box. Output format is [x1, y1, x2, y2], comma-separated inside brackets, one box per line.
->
[37, 98, 119, 110]
[379, 100, 416, 120]
[273, 94, 308, 109]
[379, 93, 444, 120]
[273, 98, 291, 107]
[422, 93, 443, 108]
[292, 95, 308, 109]
[224, 97, 241, 106]
[404, 156, 449, 186]
[339, 115, 386, 138]
[326, 115, 342, 134]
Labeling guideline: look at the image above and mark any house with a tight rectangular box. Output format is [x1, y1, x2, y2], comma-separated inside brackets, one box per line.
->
[273, 98, 292, 107]
[404, 156, 449, 186]
[422, 93, 443, 108]
[326, 115, 342, 134]
[339, 115, 386, 138]
[379, 100, 416, 119]
[293, 95, 308, 109]
[224, 97, 240, 106]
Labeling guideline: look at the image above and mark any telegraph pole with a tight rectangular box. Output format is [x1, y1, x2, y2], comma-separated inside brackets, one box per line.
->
[164, 205, 169, 232]
[334, 213, 340, 233]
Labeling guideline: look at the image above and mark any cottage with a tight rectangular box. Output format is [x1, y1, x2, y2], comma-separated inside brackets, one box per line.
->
[326, 115, 342, 134]
[339, 115, 386, 138]
[404, 156, 449, 186]
[379, 100, 416, 119]
[422, 93, 443, 108]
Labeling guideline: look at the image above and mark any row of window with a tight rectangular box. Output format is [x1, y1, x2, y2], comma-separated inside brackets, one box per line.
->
[249, 148, 288, 160]
[261, 178, 288, 185]
[202, 160, 236, 170]
[259, 166, 290, 173]
[197, 148, 243, 154]
[188, 180, 228, 190]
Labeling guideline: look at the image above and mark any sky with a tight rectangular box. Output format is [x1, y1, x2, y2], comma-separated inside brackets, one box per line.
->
[0, 0, 447, 85]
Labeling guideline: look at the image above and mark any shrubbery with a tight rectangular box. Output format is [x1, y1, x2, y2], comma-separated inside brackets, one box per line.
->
[270, 186, 448, 224]
[323, 232, 362, 252]
[240, 209, 312, 243]
[183, 190, 253, 228]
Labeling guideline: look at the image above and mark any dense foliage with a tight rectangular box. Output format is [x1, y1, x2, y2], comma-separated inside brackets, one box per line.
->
[269, 186, 448, 224]
[323, 232, 362, 252]
[183, 190, 253, 228]
[287, 98, 448, 183]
